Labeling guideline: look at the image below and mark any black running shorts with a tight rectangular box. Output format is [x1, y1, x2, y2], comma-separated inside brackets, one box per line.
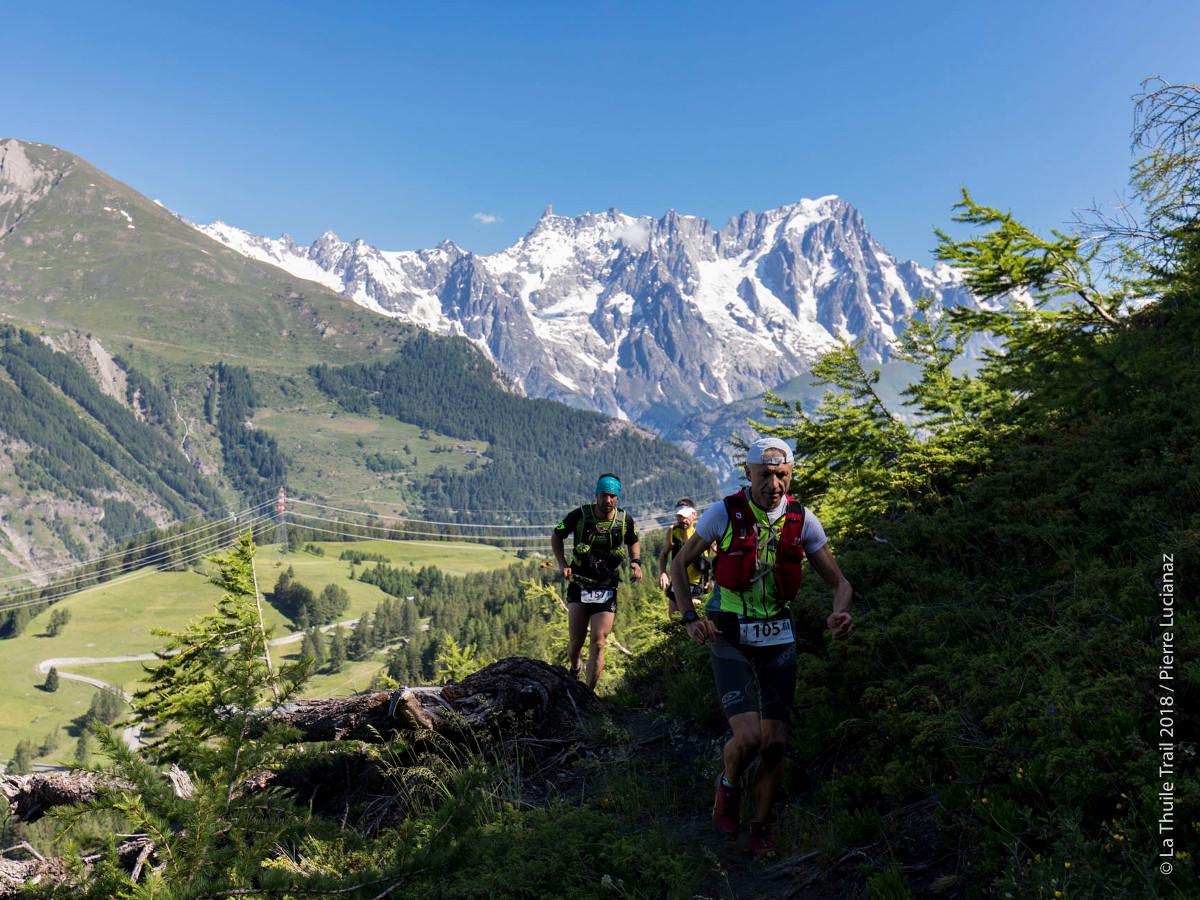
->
[567, 581, 618, 614]
[709, 621, 797, 721]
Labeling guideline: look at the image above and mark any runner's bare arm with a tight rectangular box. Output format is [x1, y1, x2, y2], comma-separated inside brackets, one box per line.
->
[807, 545, 853, 639]
[657, 527, 672, 591]
[672, 533, 718, 641]
[550, 531, 571, 581]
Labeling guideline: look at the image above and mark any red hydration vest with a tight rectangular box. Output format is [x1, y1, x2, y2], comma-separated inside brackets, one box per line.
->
[713, 489, 807, 607]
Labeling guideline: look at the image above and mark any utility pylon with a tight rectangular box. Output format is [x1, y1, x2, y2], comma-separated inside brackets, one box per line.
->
[274, 485, 289, 550]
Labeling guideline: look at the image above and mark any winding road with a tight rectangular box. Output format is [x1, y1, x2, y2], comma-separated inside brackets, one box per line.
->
[35, 618, 362, 750]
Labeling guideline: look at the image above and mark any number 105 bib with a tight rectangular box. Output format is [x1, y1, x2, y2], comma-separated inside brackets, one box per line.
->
[738, 617, 793, 647]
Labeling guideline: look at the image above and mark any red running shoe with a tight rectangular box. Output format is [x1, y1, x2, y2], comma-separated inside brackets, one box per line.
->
[748, 821, 777, 859]
[712, 771, 740, 838]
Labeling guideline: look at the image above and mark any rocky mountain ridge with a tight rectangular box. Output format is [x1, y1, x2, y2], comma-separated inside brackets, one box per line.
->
[199, 198, 980, 434]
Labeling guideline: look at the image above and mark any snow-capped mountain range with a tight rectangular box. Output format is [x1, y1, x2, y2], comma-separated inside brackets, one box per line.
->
[197, 197, 976, 435]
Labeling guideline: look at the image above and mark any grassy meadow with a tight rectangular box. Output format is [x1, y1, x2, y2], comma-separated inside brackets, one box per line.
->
[1, 538, 519, 767]
[252, 403, 488, 514]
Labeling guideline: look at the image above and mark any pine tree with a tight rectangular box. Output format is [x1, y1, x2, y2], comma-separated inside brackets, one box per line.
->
[164, 538, 186, 571]
[756, 340, 915, 535]
[327, 626, 346, 673]
[73, 729, 91, 766]
[131, 532, 307, 769]
[73, 531, 314, 894]
[38, 727, 61, 756]
[46, 607, 71, 636]
[87, 684, 126, 725]
[10, 605, 29, 638]
[375, 597, 395, 641]
[10, 738, 34, 774]
[43, 666, 60, 692]
[348, 612, 372, 660]
[301, 627, 325, 665]
[316, 584, 350, 625]
[433, 634, 486, 683]
[399, 599, 419, 634]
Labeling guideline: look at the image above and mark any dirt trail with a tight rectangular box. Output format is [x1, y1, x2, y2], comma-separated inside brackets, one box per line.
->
[588, 704, 962, 900]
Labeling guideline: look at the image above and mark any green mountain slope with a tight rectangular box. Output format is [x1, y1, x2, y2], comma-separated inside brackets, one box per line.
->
[0, 138, 414, 369]
[0, 139, 717, 574]
[0, 327, 227, 575]
[313, 332, 720, 517]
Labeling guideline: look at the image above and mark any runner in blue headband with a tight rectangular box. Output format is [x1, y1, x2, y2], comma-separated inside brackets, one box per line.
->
[596, 474, 622, 496]
[551, 472, 641, 688]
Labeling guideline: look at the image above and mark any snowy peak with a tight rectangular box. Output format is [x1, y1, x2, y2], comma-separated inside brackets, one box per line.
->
[197, 220, 351, 300]
[196, 198, 976, 430]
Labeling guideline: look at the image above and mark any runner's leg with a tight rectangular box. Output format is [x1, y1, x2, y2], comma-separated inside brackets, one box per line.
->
[752, 718, 787, 822]
[567, 602, 590, 677]
[724, 711, 763, 781]
[750, 640, 797, 823]
[586, 610, 615, 689]
[710, 637, 762, 780]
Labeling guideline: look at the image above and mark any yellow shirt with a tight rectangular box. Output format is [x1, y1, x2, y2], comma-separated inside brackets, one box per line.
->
[668, 523, 705, 586]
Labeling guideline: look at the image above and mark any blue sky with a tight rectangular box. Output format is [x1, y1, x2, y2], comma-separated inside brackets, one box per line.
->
[7, 2, 1198, 263]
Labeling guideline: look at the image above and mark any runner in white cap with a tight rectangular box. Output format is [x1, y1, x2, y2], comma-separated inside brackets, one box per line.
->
[670, 437, 853, 857]
[657, 498, 713, 617]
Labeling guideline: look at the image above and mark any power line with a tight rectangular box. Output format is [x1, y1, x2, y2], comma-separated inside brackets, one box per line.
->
[0, 497, 277, 588]
[286, 509, 552, 544]
[1, 494, 681, 616]
[288, 496, 693, 532]
[287, 498, 551, 530]
[288, 506, 680, 542]
[286, 508, 680, 552]
[282, 520, 555, 555]
[0, 512, 276, 614]
[0, 522, 272, 616]
[306, 489, 722, 517]
[0, 511, 276, 613]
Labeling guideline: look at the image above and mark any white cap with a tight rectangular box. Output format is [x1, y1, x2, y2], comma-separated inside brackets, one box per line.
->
[673, 504, 697, 518]
[746, 437, 794, 465]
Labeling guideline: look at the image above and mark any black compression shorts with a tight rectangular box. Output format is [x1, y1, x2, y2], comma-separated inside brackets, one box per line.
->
[709, 622, 797, 721]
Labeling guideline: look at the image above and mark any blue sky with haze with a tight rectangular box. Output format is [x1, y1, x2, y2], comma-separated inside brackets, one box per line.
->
[7, 2, 1198, 263]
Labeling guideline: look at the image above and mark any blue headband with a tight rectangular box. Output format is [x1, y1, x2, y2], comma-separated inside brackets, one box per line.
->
[596, 475, 622, 497]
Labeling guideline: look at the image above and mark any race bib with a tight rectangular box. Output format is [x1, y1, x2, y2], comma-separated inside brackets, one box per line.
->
[580, 588, 615, 604]
[738, 617, 793, 647]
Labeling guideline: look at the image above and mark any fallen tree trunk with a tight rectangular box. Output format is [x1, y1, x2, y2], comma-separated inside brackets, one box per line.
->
[0, 838, 155, 898]
[3, 659, 597, 825]
[0, 771, 132, 824]
[0, 855, 74, 898]
[0, 659, 605, 893]
[2, 766, 192, 824]
[265, 656, 601, 744]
